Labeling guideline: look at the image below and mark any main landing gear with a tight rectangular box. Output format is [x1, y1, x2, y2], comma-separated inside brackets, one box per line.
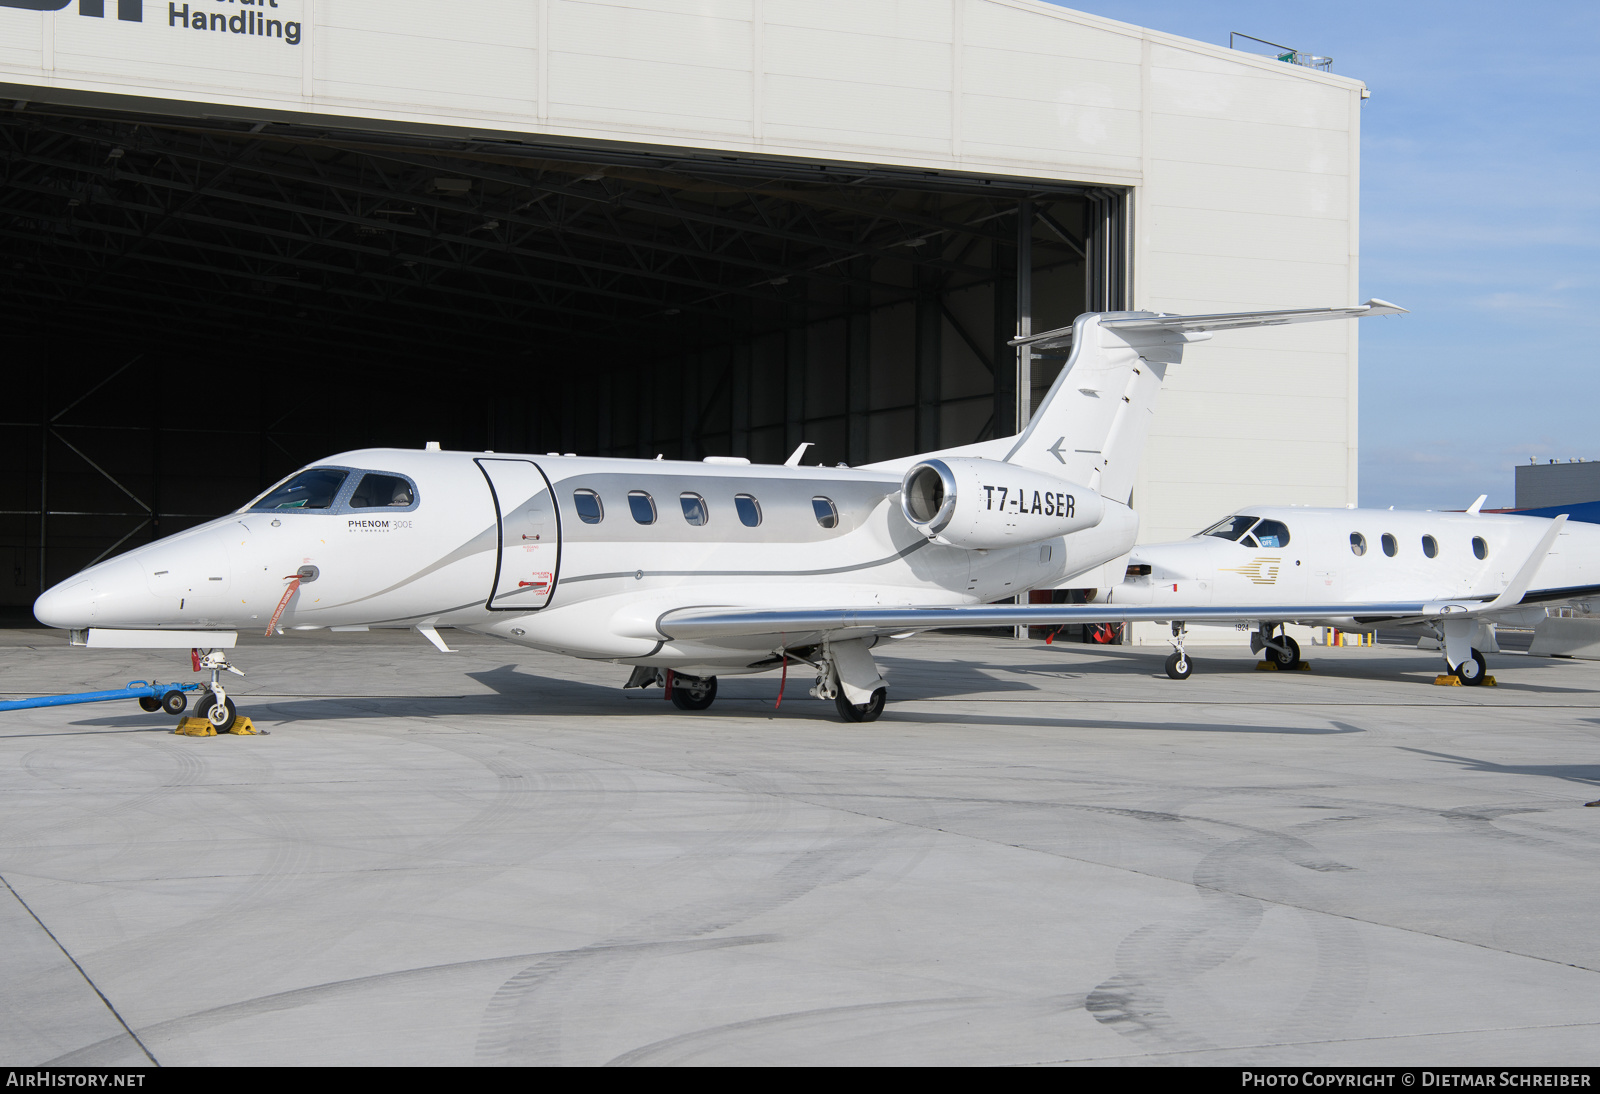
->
[625, 667, 721, 710]
[668, 672, 718, 711]
[1452, 649, 1489, 686]
[832, 687, 887, 722]
[810, 638, 889, 722]
[1251, 625, 1301, 669]
[624, 638, 889, 722]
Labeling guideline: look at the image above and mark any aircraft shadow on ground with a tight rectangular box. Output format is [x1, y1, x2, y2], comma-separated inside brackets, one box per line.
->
[898, 710, 1364, 734]
[1398, 746, 1600, 789]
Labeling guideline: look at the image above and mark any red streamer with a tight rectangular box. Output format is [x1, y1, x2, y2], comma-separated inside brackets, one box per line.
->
[266, 576, 301, 637]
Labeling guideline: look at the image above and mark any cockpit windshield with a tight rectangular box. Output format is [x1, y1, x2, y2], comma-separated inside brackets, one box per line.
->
[1196, 514, 1291, 548]
[251, 468, 348, 510]
[1199, 515, 1260, 541]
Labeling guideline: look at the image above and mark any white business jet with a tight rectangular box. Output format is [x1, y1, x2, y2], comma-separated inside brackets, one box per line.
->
[1090, 501, 1600, 683]
[33, 300, 1408, 729]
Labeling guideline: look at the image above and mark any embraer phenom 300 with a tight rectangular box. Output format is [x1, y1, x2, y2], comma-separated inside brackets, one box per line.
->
[36, 302, 1412, 728]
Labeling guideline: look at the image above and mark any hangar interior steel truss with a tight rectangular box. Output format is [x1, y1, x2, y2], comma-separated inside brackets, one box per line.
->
[0, 98, 1127, 603]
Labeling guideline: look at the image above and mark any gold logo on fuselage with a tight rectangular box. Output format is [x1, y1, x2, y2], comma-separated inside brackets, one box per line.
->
[1219, 556, 1281, 585]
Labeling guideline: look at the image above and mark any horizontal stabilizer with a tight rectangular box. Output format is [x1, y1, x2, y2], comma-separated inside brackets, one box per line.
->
[1012, 299, 1408, 352]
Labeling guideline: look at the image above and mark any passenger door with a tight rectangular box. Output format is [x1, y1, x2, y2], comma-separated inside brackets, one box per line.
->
[476, 458, 560, 610]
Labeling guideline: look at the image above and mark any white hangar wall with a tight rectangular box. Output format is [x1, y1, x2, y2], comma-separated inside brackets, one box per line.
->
[0, 0, 1366, 545]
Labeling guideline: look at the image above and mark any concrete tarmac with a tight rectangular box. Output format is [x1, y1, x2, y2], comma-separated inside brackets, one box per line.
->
[0, 628, 1597, 1067]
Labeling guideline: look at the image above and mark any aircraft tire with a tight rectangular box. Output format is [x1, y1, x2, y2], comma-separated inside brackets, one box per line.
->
[1164, 651, 1193, 680]
[194, 693, 237, 732]
[669, 675, 717, 711]
[161, 690, 188, 716]
[1455, 649, 1488, 686]
[835, 687, 887, 723]
[1270, 635, 1302, 669]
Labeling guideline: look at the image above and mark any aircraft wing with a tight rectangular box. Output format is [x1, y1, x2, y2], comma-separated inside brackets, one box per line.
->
[659, 516, 1578, 643]
[656, 601, 1441, 642]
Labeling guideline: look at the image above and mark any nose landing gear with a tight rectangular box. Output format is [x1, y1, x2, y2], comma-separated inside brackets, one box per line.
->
[189, 648, 247, 732]
[1165, 622, 1193, 680]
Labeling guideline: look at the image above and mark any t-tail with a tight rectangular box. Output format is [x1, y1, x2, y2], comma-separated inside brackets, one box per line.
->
[999, 300, 1407, 503]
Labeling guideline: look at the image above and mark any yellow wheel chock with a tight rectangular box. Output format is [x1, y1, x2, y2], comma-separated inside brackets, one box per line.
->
[174, 716, 258, 736]
[1432, 675, 1498, 687]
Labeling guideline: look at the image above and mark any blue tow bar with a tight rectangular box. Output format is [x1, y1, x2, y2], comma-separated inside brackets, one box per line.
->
[0, 681, 203, 713]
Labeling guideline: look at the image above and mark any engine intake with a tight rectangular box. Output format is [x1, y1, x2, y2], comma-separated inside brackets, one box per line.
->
[900, 457, 1103, 550]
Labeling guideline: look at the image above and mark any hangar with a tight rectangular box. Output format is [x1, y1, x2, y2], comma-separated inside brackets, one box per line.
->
[0, 0, 1366, 615]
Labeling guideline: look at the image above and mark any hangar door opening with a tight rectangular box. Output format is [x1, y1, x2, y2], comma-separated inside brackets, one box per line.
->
[0, 101, 1129, 606]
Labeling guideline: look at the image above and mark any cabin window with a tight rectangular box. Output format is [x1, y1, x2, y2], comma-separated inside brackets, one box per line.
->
[1350, 533, 1367, 556]
[349, 473, 414, 508]
[573, 489, 603, 524]
[627, 491, 657, 525]
[735, 494, 762, 528]
[1200, 515, 1259, 541]
[1473, 536, 1488, 560]
[680, 492, 709, 526]
[1381, 533, 1398, 557]
[1253, 519, 1291, 548]
[1422, 534, 1439, 559]
[253, 468, 348, 510]
[812, 496, 839, 529]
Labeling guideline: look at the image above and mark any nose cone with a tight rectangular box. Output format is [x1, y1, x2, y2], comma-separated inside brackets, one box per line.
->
[33, 556, 161, 630]
[34, 577, 92, 629]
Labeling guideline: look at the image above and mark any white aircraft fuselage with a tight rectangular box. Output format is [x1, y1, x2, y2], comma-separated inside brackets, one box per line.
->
[1100, 505, 1600, 629]
[33, 449, 1137, 674]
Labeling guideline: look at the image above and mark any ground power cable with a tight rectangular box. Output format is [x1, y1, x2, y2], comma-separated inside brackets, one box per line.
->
[0, 872, 160, 1066]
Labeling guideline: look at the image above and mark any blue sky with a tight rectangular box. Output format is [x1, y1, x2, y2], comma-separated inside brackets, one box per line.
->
[1052, 1, 1600, 510]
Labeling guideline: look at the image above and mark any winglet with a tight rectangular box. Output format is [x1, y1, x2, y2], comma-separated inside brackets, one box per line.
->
[1485, 514, 1567, 611]
[1466, 494, 1488, 515]
[784, 442, 814, 467]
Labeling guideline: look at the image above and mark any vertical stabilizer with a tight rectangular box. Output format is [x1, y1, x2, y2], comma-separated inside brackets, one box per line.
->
[1001, 312, 1193, 504]
[1003, 300, 1407, 503]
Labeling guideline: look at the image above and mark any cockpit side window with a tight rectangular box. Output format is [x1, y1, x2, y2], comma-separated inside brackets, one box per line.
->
[349, 473, 416, 508]
[252, 468, 348, 511]
[1252, 519, 1290, 548]
[1200, 515, 1260, 542]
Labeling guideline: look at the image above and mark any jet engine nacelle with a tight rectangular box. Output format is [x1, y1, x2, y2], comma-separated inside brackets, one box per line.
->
[900, 457, 1104, 549]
